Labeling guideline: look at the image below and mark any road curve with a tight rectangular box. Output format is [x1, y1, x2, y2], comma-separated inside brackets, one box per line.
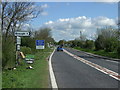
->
[51, 48, 119, 88]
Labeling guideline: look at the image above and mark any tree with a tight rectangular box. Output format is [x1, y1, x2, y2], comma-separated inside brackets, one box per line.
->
[1, 2, 42, 41]
[21, 37, 35, 49]
[85, 40, 94, 49]
[1, 2, 43, 68]
[95, 35, 105, 50]
[95, 27, 118, 52]
[34, 28, 55, 47]
[117, 29, 120, 54]
[58, 40, 66, 46]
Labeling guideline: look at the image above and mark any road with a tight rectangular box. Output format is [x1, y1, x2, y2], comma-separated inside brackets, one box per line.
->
[51, 47, 119, 88]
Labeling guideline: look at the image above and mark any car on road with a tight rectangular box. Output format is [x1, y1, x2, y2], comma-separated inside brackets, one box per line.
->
[57, 46, 64, 51]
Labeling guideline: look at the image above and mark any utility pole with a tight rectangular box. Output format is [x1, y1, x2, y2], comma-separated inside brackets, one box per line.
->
[80, 31, 82, 41]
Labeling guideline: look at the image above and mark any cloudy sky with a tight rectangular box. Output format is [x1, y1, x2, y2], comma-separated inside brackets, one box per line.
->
[28, 2, 118, 41]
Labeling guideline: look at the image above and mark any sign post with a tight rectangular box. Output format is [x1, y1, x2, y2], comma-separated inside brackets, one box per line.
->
[15, 31, 31, 37]
[36, 40, 45, 49]
[16, 36, 21, 45]
[16, 37, 21, 65]
[15, 31, 30, 65]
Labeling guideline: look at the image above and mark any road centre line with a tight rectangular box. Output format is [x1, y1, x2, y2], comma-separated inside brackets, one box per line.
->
[64, 49, 120, 81]
[106, 60, 119, 63]
[73, 48, 119, 63]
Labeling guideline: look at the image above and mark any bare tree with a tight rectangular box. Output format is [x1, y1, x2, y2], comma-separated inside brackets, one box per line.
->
[34, 28, 55, 43]
[1, 2, 43, 42]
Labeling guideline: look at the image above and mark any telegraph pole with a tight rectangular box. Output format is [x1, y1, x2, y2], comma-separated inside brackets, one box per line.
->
[80, 31, 82, 41]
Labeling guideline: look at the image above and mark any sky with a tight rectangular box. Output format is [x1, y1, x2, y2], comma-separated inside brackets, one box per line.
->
[26, 2, 118, 41]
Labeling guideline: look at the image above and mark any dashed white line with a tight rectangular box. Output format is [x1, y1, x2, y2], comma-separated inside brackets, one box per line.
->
[106, 60, 119, 63]
[64, 49, 120, 81]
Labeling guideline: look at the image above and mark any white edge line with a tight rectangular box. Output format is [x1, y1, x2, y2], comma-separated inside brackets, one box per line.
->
[49, 48, 58, 89]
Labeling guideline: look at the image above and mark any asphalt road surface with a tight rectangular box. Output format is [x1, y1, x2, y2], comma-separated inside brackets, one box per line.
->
[51, 47, 119, 88]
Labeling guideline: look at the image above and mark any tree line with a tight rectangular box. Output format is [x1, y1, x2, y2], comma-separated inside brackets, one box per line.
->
[58, 27, 120, 57]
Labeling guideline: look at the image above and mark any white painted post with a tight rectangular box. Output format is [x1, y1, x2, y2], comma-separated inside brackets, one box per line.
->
[16, 36, 21, 65]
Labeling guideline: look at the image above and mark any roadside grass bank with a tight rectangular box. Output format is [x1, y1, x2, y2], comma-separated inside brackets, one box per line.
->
[2, 48, 53, 88]
[73, 47, 120, 59]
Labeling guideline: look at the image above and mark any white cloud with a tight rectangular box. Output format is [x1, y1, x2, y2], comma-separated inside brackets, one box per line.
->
[45, 21, 53, 24]
[58, 18, 70, 22]
[27, 14, 34, 18]
[92, 16, 116, 26]
[40, 4, 49, 16]
[21, 23, 30, 31]
[43, 16, 117, 41]
[41, 12, 48, 16]
[24, 24, 30, 27]
[41, 4, 48, 8]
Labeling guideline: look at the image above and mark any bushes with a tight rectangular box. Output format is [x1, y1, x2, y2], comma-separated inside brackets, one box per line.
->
[2, 37, 15, 69]
[84, 40, 94, 49]
[95, 28, 118, 52]
[21, 37, 35, 49]
[117, 43, 120, 54]
[95, 35, 105, 50]
[104, 38, 118, 52]
[21, 46, 32, 55]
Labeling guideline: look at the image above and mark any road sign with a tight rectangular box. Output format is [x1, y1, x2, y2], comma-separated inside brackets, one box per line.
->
[36, 40, 44, 46]
[14, 31, 30, 36]
[36, 46, 45, 49]
[36, 40, 45, 49]
[16, 36, 21, 44]
[16, 44, 20, 51]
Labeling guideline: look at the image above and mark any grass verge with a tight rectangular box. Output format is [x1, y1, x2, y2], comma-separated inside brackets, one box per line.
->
[2, 48, 53, 88]
[74, 47, 120, 59]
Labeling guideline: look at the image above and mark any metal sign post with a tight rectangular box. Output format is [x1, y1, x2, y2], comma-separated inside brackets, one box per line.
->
[16, 37, 21, 65]
[15, 31, 30, 65]
[16, 36, 21, 45]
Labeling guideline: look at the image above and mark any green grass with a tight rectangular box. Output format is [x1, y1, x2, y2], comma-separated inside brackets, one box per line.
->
[74, 47, 120, 59]
[2, 48, 53, 88]
[26, 54, 35, 59]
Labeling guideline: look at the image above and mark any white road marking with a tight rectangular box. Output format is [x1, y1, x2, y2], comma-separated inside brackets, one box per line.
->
[64, 49, 120, 81]
[49, 48, 58, 89]
[74, 48, 119, 64]
[106, 60, 119, 63]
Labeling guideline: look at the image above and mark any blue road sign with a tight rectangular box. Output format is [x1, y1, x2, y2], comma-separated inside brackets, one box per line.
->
[36, 40, 45, 46]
